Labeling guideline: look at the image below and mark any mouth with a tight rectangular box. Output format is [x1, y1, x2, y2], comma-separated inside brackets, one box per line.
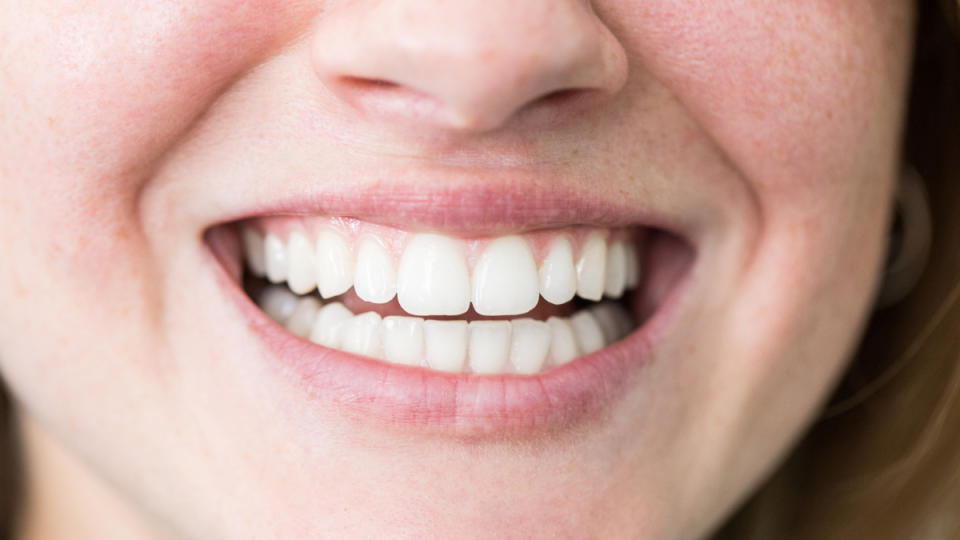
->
[205, 185, 695, 437]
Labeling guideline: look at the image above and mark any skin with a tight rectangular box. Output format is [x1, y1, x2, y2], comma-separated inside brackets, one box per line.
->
[0, 1, 914, 539]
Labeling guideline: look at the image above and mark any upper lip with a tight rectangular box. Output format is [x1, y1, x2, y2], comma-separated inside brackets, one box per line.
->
[200, 168, 699, 243]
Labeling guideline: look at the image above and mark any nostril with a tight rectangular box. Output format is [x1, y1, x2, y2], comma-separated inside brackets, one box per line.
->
[338, 76, 402, 91]
[332, 76, 441, 119]
[529, 87, 594, 109]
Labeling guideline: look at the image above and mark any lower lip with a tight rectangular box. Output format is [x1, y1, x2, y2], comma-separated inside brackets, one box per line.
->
[209, 231, 691, 438]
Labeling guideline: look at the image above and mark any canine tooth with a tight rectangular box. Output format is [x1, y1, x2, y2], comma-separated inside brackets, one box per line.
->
[576, 233, 607, 301]
[242, 227, 267, 277]
[382, 316, 425, 366]
[258, 285, 298, 323]
[604, 241, 627, 298]
[397, 234, 471, 316]
[264, 233, 288, 284]
[308, 302, 353, 348]
[472, 236, 539, 316]
[509, 319, 551, 375]
[538, 237, 577, 305]
[624, 243, 640, 289]
[589, 303, 622, 344]
[285, 297, 321, 338]
[468, 321, 512, 374]
[339, 312, 383, 358]
[547, 316, 579, 366]
[423, 320, 468, 373]
[287, 232, 317, 295]
[570, 311, 605, 354]
[354, 237, 397, 304]
[315, 229, 354, 298]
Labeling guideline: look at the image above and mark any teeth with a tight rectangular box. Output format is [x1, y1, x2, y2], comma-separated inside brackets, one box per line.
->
[596, 303, 634, 341]
[242, 228, 267, 278]
[308, 302, 353, 348]
[354, 237, 397, 304]
[423, 320, 468, 373]
[258, 285, 299, 323]
[546, 316, 579, 366]
[257, 291, 634, 374]
[264, 233, 288, 284]
[248, 225, 647, 374]
[397, 234, 471, 316]
[509, 319, 551, 375]
[287, 232, 318, 295]
[604, 241, 627, 299]
[539, 237, 577, 305]
[285, 297, 321, 338]
[624, 243, 641, 289]
[576, 232, 607, 301]
[315, 229, 354, 298]
[381, 316, 425, 367]
[339, 312, 383, 358]
[472, 236, 540, 316]
[245, 226, 644, 316]
[468, 321, 512, 374]
[570, 311, 606, 354]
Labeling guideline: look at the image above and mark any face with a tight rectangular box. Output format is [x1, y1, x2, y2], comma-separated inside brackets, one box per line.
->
[0, 1, 913, 538]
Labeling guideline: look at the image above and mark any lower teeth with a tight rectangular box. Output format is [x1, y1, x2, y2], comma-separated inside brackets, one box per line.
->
[255, 284, 634, 375]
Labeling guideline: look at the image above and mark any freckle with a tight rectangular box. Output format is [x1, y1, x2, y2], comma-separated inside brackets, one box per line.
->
[47, 116, 56, 127]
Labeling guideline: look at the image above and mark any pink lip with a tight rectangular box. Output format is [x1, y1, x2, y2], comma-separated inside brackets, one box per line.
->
[205, 185, 694, 437]
[209, 176, 699, 240]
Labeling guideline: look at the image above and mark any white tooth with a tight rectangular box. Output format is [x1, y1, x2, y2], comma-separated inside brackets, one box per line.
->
[264, 233, 288, 284]
[397, 234, 471, 316]
[315, 229, 354, 298]
[287, 232, 317, 295]
[472, 236, 540, 316]
[285, 297, 321, 338]
[570, 311, 605, 354]
[308, 302, 353, 348]
[354, 237, 397, 304]
[576, 233, 607, 301]
[339, 312, 383, 358]
[547, 316, 580, 366]
[589, 303, 622, 344]
[538, 237, 577, 305]
[604, 241, 627, 298]
[509, 319, 551, 375]
[381, 316, 424, 367]
[258, 285, 299, 323]
[468, 321, 512, 374]
[423, 320, 468, 373]
[623, 243, 640, 289]
[242, 227, 267, 277]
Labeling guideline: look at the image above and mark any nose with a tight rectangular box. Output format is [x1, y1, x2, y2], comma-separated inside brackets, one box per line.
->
[310, 0, 628, 133]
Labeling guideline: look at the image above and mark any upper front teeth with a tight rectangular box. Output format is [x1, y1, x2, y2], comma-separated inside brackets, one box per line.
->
[396, 234, 472, 316]
[471, 235, 540, 316]
[242, 224, 642, 317]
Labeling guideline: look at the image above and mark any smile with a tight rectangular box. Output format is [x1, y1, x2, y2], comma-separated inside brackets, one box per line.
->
[206, 185, 695, 435]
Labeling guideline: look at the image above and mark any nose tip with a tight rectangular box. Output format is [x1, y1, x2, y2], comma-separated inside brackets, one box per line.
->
[311, 0, 628, 133]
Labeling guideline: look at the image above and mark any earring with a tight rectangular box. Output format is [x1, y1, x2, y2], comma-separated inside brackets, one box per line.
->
[876, 166, 932, 308]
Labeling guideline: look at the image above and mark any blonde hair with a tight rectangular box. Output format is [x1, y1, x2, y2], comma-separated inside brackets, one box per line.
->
[718, 1, 960, 537]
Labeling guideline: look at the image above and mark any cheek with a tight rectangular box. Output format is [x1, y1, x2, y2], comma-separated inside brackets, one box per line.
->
[603, 0, 912, 216]
[0, 0, 313, 292]
[0, 0, 313, 406]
